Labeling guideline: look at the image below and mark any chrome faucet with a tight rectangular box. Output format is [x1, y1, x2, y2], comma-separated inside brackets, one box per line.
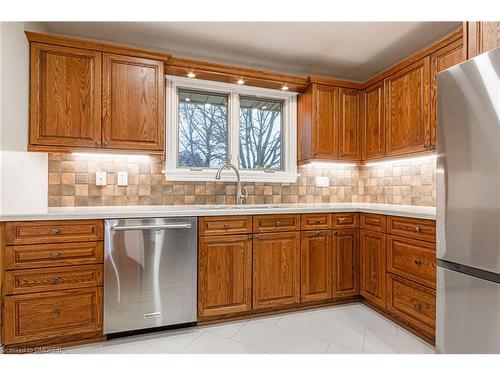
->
[215, 163, 248, 205]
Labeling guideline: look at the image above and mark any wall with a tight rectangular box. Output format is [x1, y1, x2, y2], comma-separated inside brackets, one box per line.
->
[0, 22, 49, 215]
[46, 153, 436, 207]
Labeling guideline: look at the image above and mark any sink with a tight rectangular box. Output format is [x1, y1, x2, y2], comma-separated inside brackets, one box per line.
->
[196, 205, 281, 210]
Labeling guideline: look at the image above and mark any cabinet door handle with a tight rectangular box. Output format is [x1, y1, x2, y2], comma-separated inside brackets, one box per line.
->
[275, 221, 281, 227]
[414, 303, 422, 312]
[414, 259, 423, 265]
[415, 226, 422, 233]
[51, 276, 60, 284]
[254, 235, 259, 240]
[52, 310, 60, 319]
[51, 228, 61, 235]
[338, 217, 346, 223]
[51, 253, 61, 259]
[315, 231, 321, 236]
[223, 223, 229, 229]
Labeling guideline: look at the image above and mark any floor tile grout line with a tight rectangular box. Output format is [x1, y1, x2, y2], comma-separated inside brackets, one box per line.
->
[177, 330, 209, 354]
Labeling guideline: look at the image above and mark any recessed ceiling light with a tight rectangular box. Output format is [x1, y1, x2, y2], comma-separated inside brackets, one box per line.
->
[237, 78, 245, 85]
[187, 71, 196, 78]
[281, 84, 289, 91]
[185, 97, 191, 102]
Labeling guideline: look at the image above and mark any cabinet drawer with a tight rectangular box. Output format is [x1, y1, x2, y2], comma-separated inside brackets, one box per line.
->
[360, 213, 386, 232]
[332, 213, 359, 229]
[198, 216, 252, 236]
[5, 220, 104, 245]
[387, 274, 435, 338]
[3, 287, 103, 344]
[4, 265, 104, 295]
[300, 213, 332, 230]
[387, 216, 435, 242]
[387, 235, 436, 288]
[4, 242, 103, 270]
[253, 214, 300, 233]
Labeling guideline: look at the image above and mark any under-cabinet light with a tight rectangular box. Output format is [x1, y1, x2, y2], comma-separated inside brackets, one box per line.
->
[185, 97, 191, 102]
[281, 84, 289, 91]
[307, 161, 356, 168]
[72, 152, 150, 161]
[187, 71, 196, 78]
[364, 154, 437, 167]
[237, 78, 245, 85]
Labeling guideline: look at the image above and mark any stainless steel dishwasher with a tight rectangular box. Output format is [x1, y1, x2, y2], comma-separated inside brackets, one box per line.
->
[104, 217, 197, 335]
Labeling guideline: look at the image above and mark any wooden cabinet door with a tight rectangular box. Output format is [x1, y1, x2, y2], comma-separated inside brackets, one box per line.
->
[385, 57, 431, 156]
[312, 84, 339, 159]
[430, 38, 464, 149]
[467, 22, 500, 58]
[29, 43, 102, 148]
[338, 89, 361, 160]
[253, 232, 300, 309]
[301, 230, 332, 302]
[198, 235, 252, 318]
[332, 229, 359, 298]
[102, 53, 164, 152]
[361, 81, 385, 160]
[360, 229, 387, 309]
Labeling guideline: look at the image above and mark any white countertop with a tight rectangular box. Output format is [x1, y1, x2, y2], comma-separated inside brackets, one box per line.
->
[0, 203, 436, 221]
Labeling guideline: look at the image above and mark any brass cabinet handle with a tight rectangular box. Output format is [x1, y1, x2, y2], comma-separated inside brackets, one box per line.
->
[223, 223, 229, 229]
[51, 253, 61, 259]
[415, 226, 422, 233]
[51, 276, 60, 284]
[414, 303, 421, 312]
[52, 228, 61, 235]
[314, 220, 321, 224]
[52, 310, 60, 319]
[315, 231, 321, 236]
[275, 221, 281, 226]
[414, 259, 423, 265]
[254, 235, 260, 240]
[95, 141, 100, 146]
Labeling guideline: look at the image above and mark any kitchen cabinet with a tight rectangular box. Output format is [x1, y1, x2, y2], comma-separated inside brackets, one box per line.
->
[300, 230, 333, 302]
[338, 88, 362, 161]
[29, 43, 102, 149]
[26, 34, 165, 154]
[465, 22, 500, 59]
[361, 81, 386, 159]
[430, 38, 464, 149]
[198, 235, 252, 318]
[385, 57, 431, 156]
[360, 229, 387, 309]
[253, 232, 300, 309]
[102, 54, 164, 152]
[332, 229, 359, 298]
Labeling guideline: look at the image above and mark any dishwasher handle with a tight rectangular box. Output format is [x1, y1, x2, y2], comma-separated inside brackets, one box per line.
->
[111, 223, 192, 231]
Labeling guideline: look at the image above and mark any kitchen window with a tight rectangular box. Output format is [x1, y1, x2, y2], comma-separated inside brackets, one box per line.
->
[165, 76, 297, 182]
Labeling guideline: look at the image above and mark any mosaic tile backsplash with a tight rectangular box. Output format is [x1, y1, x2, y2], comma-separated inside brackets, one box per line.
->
[47, 153, 436, 207]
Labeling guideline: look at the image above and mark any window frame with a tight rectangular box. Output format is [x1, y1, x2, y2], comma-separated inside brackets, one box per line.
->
[165, 75, 298, 182]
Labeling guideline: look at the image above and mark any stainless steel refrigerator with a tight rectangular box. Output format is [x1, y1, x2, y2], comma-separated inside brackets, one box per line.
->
[436, 46, 500, 353]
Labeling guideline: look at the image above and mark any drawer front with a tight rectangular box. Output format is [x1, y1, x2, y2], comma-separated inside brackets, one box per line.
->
[360, 213, 386, 232]
[300, 213, 332, 230]
[387, 235, 436, 288]
[4, 242, 103, 270]
[199, 216, 252, 236]
[387, 216, 436, 242]
[332, 213, 359, 229]
[3, 287, 103, 344]
[253, 214, 300, 233]
[387, 274, 435, 337]
[5, 220, 104, 245]
[4, 265, 104, 295]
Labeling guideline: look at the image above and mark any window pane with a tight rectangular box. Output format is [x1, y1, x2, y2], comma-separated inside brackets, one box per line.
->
[239, 96, 283, 170]
[178, 89, 228, 168]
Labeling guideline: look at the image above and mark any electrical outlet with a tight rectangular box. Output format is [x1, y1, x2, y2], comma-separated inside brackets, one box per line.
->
[117, 171, 128, 186]
[315, 176, 329, 187]
[96, 171, 107, 186]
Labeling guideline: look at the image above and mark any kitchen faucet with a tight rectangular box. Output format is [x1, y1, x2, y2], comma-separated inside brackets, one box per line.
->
[215, 163, 248, 205]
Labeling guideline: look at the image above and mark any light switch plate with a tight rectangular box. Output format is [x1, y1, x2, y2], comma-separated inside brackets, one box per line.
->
[315, 176, 329, 187]
[95, 171, 107, 186]
[117, 171, 128, 186]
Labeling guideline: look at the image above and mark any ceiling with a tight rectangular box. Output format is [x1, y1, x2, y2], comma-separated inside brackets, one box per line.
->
[43, 22, 461, 82]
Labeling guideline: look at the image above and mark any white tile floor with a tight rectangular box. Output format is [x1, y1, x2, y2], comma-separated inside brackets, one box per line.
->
[57, 303, 434, 354]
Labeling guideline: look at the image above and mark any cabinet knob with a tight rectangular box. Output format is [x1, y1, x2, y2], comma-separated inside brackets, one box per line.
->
[51, 253, 60, 259]
[52, 310, 60, 319]
[315, 231, 321, 236]
[52, 228, 61, 235]
[414, 303, 421, 312]
[223, 223, 229, 229]
[415, 226, 422, 233]
[95, 141, 100, 146]
[51, 276, 60, 284]
[314, 220, 321, 224]
[275, 221, 281, 226]
[254, 235, 259, 240]
[414, 259, 423, 265]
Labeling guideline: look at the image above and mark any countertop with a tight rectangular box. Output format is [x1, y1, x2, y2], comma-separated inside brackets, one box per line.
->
[0, 203, 436, 222]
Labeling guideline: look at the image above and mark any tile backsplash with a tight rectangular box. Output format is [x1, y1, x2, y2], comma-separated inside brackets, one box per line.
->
[47, 153, 436, 207]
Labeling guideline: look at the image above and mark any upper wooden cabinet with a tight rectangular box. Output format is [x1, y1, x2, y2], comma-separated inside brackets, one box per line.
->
[29, 43, 102, 149]
[384, 57, 431, 157]
[465, 22, 500, 59]
[27, 34, 165, 154]
[298, 84, 361, 163]
[361, 82, 385, 160]
[102, 54, 164, 152]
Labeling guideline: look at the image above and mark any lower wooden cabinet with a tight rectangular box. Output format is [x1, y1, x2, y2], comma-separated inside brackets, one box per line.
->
[253, 232, 301, 309]
[360, 229, 387, 308]
[386, 274, 436, 339]
[332, 229, 359, 298]
[300, 230, 333, 302]
[198, 235, 252, 318]
[3, 287, 103, 345]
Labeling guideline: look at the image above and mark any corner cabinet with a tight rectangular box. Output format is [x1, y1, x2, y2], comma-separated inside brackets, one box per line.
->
[332, 229, 359, 298]
[384, 57, 431, 156]
[360, 229, 387, 309]
[338, 89, 362, 161]
[27, 34, 165, 154]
